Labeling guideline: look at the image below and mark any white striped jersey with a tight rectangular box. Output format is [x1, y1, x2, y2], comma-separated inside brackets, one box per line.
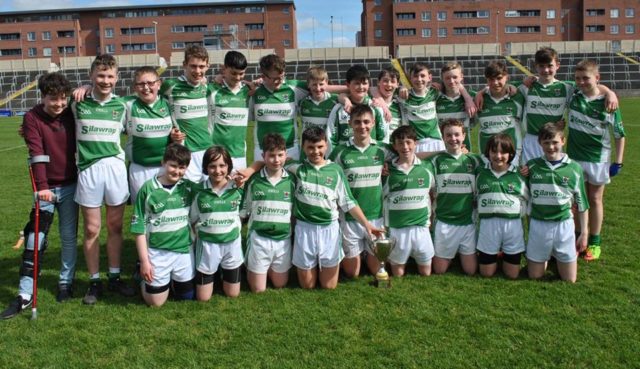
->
[191, 179, 243, 244]
[475, 163, 528, 219]
[383, 157, 435, 228]
[475, 92, 525, 155]
[519, 79, 573, 135]
[209, 82, 251, 158]
[431, 152, 481, 225]
[124, 96, 173, 167]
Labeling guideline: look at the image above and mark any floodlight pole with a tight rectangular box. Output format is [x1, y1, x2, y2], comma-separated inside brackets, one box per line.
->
[330, 16, 334, 48]
[152, 21, 158, 56]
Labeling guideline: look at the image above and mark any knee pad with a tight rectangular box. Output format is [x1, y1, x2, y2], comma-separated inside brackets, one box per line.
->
[477, 251, 498, 265]
[502, 252, 523, 265]
[194, 271, 215, 286]
[23, 209, 54, 243]
[222, 266, 241, 284]
[145, 283, 170, 294]
[19, 249, 45, 278]
[172, 279, 195, 300]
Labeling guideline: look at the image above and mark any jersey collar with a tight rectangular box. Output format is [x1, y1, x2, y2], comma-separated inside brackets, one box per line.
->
[203, 178, 236, 195]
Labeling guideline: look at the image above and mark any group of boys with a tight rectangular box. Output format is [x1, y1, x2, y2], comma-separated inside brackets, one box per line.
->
[1, 44, 625, 318]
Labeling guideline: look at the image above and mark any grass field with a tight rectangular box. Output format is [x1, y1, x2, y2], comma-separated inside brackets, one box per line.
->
[0, 100, 639, 369]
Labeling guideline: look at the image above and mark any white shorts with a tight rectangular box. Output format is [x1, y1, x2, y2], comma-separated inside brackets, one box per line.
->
[526, 218, 577, 263]
[129, 162, 162, 202]
[195, 238, 244, 274]
[75, 156, 129, 207]
[434, 221, 477, 259]
[231, 156, 247, 171]
[255, 146, 300, 163]
[147, 248, 195, 287]
[185, 149, 206, 182]
[477, 218, 525, 256]
[576, 160, 609, 185]
[293, 220, 343, 270]
[521, 134, 543, 165]
[416, 137, 445, 154]
[245, 231, 292, 274]
[342, 218, 384, 258]
[388, 225, 434, 266]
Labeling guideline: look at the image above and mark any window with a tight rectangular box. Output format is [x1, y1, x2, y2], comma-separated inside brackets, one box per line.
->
[375, 29, 382, 38]
[143, 27, 155, 34]
[437, 11, 446, 21]
[421, 28, 431, 38]
[0, 49, 21, 56]
[172, 42, 185, 49]
[453, 26, 489, 35]
[504, 10, 541, 17]
[611, 24, 619, 34]
[283, 39, 291, 47]
[611, 8, 619, 18]
[105, 44, 115, 53]
[27, 32, 36, 41]
[421, 11, 431, 21]
[374, 13, 382, 21]
[438, 27, 447, 37]
[248, 39, 264, 47]
[396, 28, 416, 36]
[586, 25, 605, 32]
[478, 10, 489, 18]
[453, 10, 489, 18]
[122, 43, 155, 51]
[282, 7, 290, 14]
[283, 24, 290, 31]
[505, 26, 540, 33]
[42, 31, 51, 40]
[57, 46, 75, 54]
[105, 28, 114, 38]
[28, 47, 36, 57]
[547, 26, 556, 35]
[57, 30, 74, 38]
[586, 9, 605, 17]
[625, 8, 635, 17]
[43, 47, 51, 57]
[547, 10, 556, 19]
[245, 23, 264, 30]
[247, 6, 263, 13]
[477, 26, 489, 34]
[397, 13, 416, 20]
[213, 24, 223, 31]
[374, 0, 381, 5]
[184, 25, 207, 33]
[0, 33, 20, 40]
[626, 24, 635, 33]
[171, 25, 185, 33]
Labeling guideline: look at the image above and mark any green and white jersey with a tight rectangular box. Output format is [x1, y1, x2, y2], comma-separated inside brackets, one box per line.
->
[431, 152, 481, 225]
[519, 79, 573, 135]
[240, 168, 295, 240]
[249, 79, 308, 151]
[436, 92, 474, 150]
[71, 93, 127, 171]
[384, 98, 403, 142]
[327, 95, 386, 148]
[399, 87, 440, 141]
[383, 157, 435, 228]
[475, 92, 525, 155]
[209, 81, 251, 158]
[161, 76, 212, 152]
[299, 91, 337, 132]
[286, 160, 357, 225]
[567, 92, 625, 163]
[526, 155, 589, 221]
[329, 139, 391, 221]
[191, 180, 243, 244]
[130, 176, 195, 254]
[124, 96, 173, 167]
[475, 163, 528, 219]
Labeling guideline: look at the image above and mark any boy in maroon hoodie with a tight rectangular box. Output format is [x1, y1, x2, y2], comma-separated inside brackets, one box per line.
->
[1, 73, 79, 319]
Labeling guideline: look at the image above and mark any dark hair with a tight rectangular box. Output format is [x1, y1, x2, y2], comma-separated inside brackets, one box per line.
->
[538, 121, 565, 143]
[224, 50, 247, 70]
[262, 133, 286, 153]
[302, 126, 327, 144]
[440, 118, 465, 134]
[202, 146, 233, 175]
[163, 143, 191, 166]
[184, 44, 209, 64]
[484, 60, 508, 79]
[38, 72, 71, 96]
[349, 104, 374, 122]
[391, 125, 417, 143]
[346, 65, 370, 83]
[259, 54, 286, 74]
[378, 66, 399, 82]
[484, 133, 516, 164]
[534, 47, 559, 65]
[134, 66, 159, 80]
[575, 59, 599, 73]
[409, 62, 430, 76]
[90, 54, 117, 75]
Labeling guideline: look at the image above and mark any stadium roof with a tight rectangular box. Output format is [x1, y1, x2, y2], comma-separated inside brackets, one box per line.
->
[0, 0, 295, 16]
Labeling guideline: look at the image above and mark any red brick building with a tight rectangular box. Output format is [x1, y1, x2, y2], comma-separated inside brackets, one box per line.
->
[361, 0, 639, 54]
[0, 0, 296, 63]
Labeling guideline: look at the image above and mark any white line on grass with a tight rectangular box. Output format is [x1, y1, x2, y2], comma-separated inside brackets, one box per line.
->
[0, 145, 26, 153]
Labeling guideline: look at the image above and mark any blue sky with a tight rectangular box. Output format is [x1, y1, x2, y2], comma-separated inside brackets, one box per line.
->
[0, 0, 362, 48]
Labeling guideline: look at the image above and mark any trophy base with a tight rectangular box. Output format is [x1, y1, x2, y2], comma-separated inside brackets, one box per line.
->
[372, 278, 392, 288]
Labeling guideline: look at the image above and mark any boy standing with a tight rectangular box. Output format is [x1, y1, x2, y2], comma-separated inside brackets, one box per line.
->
[210, 51, 252, 170]
[526, 122, 589, 283]
[567, 60, 625, 261]
[131, 144, 196, 306]
[72, 55, 134, 305]
[330, 104, 389, 278]
[383, 125, 436, 276]
[1, 73, 78, 319]
[431, 119, 481, 275]
[161, 44, 212, 181]
[241, 134, 295, 292]
[299, 66, 338, 134]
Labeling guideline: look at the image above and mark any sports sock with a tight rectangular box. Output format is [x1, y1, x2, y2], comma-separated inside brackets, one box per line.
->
[89, 273, 100, 281]
[588, 234, 601, 246]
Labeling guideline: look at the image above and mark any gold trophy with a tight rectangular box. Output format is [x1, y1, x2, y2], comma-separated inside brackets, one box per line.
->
[368, 235, 397, 288]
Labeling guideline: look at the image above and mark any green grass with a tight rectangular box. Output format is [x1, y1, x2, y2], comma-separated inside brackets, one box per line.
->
[0, 100, 639, 368]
